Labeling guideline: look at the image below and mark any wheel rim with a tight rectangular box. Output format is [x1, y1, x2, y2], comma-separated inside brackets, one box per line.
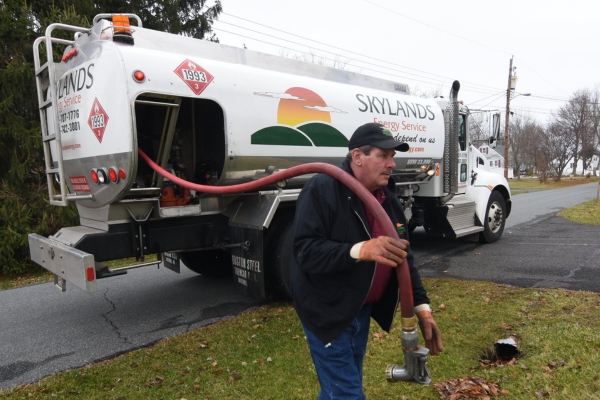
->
[487, 201, 504, 233]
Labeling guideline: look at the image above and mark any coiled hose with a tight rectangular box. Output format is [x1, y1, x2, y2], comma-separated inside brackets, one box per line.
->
[138, 148, 415, 322]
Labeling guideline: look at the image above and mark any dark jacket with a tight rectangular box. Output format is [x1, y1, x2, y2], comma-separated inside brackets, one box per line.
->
[290, 159, 430, 345]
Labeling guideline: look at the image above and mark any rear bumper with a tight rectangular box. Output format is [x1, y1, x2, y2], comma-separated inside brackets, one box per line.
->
[28, 233, 97, 292]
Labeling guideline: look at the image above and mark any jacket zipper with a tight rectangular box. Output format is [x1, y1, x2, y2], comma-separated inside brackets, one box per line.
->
[350, 196, 376, 307]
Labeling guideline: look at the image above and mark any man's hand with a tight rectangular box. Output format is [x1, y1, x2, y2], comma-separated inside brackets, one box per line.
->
[358, 237, 409, 267]
[416, 310, 443, 355]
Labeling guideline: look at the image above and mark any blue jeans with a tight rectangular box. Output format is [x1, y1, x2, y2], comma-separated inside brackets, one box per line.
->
[302, 304, 372, 400]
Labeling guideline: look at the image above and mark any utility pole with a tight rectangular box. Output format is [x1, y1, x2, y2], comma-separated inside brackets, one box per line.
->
[503, 56, 514, 179]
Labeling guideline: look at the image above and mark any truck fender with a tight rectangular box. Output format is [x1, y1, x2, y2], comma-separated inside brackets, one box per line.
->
[469, 169, 512, 223]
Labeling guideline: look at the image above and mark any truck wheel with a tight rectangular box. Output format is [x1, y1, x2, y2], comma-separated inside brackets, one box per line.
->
[180, 249, 233, 278]
[265, 211, 294, 298]
[480, 191, 506, 243]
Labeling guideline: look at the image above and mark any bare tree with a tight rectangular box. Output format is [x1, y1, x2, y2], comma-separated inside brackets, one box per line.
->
[509, 112, 526, 179]
[554, 89, 597, 175]
[412, 85, 444, 98]
[509, 111, 543, 179]
[589, 88, 600, 173]
[278, 48, 351, 70]
[544, 121, 574, 181]
[468, 112, 492, 145]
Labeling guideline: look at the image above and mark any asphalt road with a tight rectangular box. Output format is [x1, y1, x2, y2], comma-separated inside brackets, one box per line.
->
[412, 182, 600, 291]
[0, 266, 265, 389]
[1, 182, 598, 389]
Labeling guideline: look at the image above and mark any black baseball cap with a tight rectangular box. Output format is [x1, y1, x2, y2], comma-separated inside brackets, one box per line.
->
[348, 123, 409, 152]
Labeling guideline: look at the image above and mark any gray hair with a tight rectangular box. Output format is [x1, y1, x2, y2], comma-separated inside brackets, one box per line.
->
[346, 144, 373, 161]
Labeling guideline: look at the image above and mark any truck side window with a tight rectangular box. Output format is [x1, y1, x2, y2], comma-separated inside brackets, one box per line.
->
[458, 115, 466, 151]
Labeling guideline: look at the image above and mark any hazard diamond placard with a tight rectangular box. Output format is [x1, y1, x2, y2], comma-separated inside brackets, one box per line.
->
[87, 98, 109, 143]
[174, 59, 214, 95]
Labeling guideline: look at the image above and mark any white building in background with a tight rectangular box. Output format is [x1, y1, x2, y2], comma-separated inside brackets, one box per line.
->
[561, 155, 600, 176]
[478, 145, 514, 178]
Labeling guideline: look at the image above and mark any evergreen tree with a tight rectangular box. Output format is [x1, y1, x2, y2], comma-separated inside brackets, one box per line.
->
[0, 1, 221, 275]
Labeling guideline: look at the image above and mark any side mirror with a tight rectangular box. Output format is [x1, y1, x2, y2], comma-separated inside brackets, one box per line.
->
[492, 113, 500, 138]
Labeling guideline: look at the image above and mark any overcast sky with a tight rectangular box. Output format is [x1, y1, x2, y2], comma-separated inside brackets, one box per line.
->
[211, 0, 599, 126]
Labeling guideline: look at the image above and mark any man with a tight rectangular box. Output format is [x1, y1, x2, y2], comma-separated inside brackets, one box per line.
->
[290, 122, 443, 399]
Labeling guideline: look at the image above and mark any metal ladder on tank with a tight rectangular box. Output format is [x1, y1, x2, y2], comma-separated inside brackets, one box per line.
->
[33, 23, 92, 205]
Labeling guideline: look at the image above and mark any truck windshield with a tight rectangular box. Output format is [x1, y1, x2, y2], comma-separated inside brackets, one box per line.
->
[458, 115, 466, 151]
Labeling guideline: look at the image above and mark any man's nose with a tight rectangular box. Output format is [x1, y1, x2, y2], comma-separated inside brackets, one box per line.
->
[386, 158, 396, 169]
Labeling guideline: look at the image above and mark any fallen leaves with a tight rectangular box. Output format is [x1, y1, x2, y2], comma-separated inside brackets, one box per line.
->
[541, 360, 566, 378]
[434, 376, 501, 399]
[145, 376, 165, 387]
[229, 371, 242, 381]
[479, 356, 517, 368]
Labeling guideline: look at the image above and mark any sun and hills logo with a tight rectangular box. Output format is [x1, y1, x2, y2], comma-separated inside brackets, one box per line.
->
[250, 87, 348, 147]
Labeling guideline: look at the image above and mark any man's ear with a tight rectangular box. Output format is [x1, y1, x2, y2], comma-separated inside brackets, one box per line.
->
[351, 148, 363, 166]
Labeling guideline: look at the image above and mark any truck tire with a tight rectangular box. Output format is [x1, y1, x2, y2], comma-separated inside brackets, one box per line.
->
[180, 249, 233, 278]
[265, 211, 294, 298]
[480, 191, 506, 243]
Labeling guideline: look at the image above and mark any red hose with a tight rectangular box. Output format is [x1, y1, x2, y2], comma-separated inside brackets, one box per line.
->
[138, 148, 415, 319]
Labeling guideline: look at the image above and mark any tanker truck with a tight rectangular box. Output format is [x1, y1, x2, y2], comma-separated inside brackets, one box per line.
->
[29, 14, 511, 298]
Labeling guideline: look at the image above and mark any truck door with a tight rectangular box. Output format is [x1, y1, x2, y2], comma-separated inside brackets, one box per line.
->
[457, 114, 468, 194]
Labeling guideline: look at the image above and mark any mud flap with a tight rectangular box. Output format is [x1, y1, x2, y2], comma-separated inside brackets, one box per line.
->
[230, 226, 265, 298]
[162, 251, 181, 273]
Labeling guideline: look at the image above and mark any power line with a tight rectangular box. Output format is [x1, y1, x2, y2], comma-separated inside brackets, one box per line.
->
[213, 12, 582, 123]
[217, 13, 504, 94]
[515, 56, 569, 96]
[213, 26, 506, 96]
[470, 91, 508, 105]
[213, 26, 457, 88]
[529, 94, 571, 102]
[359, 2, 573, 103]
[361, 0, 511, 56]
[215, 21, 450, 86]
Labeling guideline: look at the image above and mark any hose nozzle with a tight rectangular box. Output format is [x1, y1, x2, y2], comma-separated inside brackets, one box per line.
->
[386, 330, 431, 384]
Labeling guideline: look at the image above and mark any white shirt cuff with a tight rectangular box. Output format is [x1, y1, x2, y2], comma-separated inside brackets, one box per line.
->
[350, 241, 365, 260]
[414, 303, 432, 313]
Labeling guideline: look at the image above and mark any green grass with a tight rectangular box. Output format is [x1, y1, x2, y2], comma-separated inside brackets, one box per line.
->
[2, 193, 600, 398]
[509, 176, 599, 192]
[0, 271, 53, 290]
[558, 199, 600, 225]
[2, 279, 600, 399]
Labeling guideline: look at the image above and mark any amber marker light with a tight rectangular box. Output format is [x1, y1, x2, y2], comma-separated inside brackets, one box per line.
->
[112, 15, 132, 35]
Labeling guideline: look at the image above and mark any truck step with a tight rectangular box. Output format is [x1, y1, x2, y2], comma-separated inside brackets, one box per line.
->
[446, 199, 478, 231]
[453, 226, 484, 238]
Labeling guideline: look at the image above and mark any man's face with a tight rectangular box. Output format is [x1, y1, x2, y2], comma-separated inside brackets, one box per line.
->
[352, 147, 396, 192]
